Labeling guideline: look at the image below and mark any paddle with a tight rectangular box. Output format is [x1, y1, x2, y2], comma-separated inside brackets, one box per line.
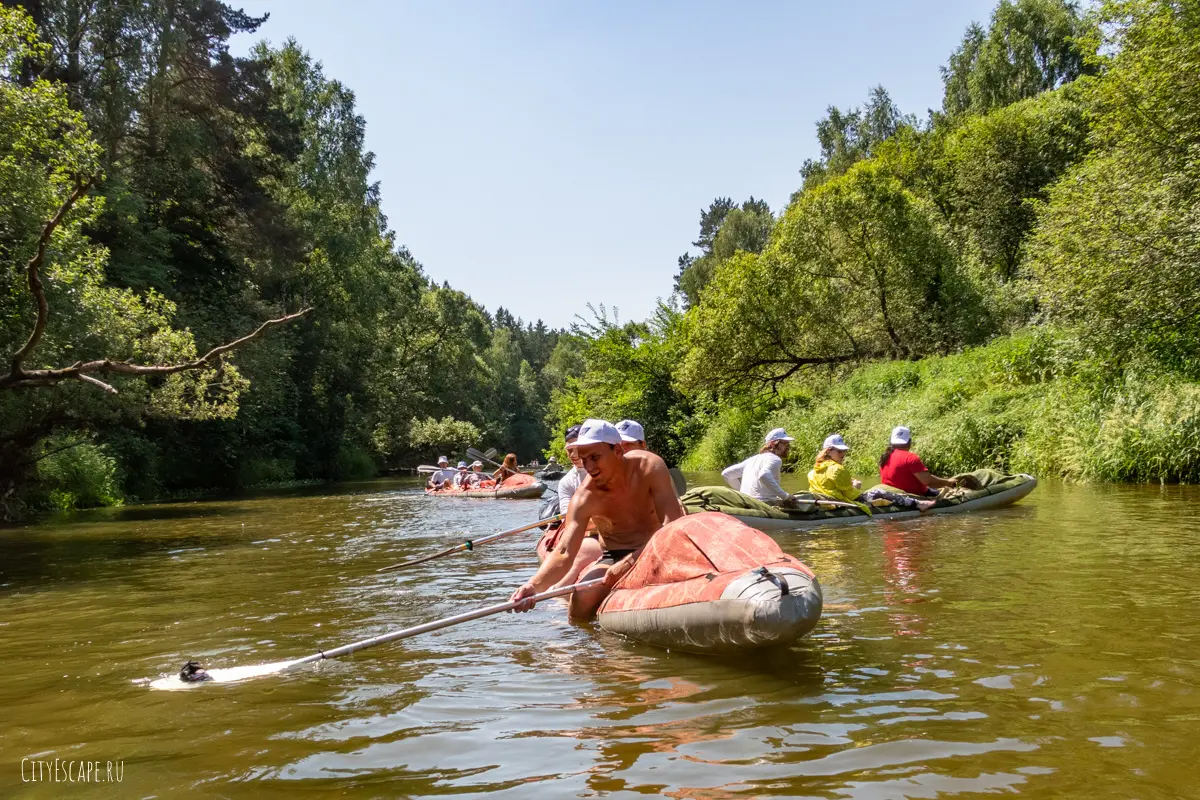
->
[152, 576, 604, 690]
[466, 447, 504, 470]
[669, 467, 687, 496]
[376, 515, 565, 572]
[417, 465, 441, 474]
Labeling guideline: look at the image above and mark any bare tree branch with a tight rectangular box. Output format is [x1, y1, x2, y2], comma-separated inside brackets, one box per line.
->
[1, 176, 312, 394]
[0, 309, 313, 392]
[9, 180, 93, 376]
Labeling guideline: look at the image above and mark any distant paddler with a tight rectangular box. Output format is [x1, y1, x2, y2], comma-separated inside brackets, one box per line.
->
[492, 453, 520, 483]
[426, 456, 457, 490]
[878, 426, 958, 497]
[721, 428, 799, 507]
[810, 433, 936, 513]
[512, 419, 684, 619]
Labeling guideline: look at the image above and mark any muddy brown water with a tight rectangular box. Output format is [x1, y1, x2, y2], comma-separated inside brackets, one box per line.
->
[1, 474, 1198, 798]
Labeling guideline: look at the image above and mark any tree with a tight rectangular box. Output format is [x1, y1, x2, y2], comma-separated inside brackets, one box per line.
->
[682, 160, 987, 395]
[1030, 0, 1200, 376]
[800, 86, 914, 190]
[0, 7, 305, 509]
[674, 197, 774, 308]
[941, 0, 1096, 117]
[945, 85, 1088, 283]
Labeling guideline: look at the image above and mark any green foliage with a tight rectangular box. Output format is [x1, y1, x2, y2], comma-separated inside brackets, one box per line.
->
[800, 85, 915, 190]
[674, 197, 774, 308]
[944, 85, 1089, 284]
[407, 416, 483, 455]
[941, 0, 1096, 117]
[682, 160, 989, 395]
[35, 441, 123, 510]
[1030, 0, 1200, 377]
[546, 303, 699, 466]
[685, 330, 1200, 484]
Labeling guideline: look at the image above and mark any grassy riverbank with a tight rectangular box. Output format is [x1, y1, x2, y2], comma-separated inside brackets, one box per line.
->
[682, 329, 1200, 484]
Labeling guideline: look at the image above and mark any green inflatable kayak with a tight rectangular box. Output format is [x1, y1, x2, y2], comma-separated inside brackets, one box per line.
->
[681, 470, 1037, 532]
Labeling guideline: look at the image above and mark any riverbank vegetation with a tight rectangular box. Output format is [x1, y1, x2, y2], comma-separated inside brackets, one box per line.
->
[4, 0, 1198, 519]
[553, 0, 1200, 483]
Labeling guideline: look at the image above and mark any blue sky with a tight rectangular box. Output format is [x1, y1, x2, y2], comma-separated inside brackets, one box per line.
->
[233, 0, 997, 328]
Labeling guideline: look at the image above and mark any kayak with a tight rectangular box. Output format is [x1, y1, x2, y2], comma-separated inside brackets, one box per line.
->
[535, 468, 566, 480]
[596, 512, 823, 653]
[426, 473, 547, 500]
[681, 470, 1037, 533]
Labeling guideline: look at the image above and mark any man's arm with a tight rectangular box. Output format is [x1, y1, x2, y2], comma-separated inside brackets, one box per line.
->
[760, 454, 793, 502]
[647, 456, 685, 523]
[510, 493, 592, 609]
[721, 460, 745, 490]
[915, 471, 957, 489]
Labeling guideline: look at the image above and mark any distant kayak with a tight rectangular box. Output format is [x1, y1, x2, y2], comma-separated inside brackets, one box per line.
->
[534, 468, 566, 480]
[596, 512, 823, 653]
[426, 473, 547, 500]
[681, 471, 1037, 533]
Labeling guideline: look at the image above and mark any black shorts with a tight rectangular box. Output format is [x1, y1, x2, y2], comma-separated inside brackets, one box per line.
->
[598, 548, 636, 566]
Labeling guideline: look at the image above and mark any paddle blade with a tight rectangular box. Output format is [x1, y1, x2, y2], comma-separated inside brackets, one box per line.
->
[417, 465, 440, 473]
[149, 658, 305, 690]
[669, 467, 687, 497]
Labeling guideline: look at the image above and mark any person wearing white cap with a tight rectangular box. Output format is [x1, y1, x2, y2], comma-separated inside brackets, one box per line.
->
[721, 427, 798, 505]
[541, 423, 604, 590]
[509, 418, 684, 619]
[427, 456, 457, 489]
[809, 433, 936, 513]
[615, 419, 647, 452]
[463, 459, 487, 488]
[878, 426, 958, 497]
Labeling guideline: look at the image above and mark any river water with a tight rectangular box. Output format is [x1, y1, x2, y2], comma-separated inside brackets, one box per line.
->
[1, 473, 1198, 798]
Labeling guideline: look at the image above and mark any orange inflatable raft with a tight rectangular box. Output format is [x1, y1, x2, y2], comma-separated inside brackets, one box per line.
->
[426, 472, 547, 500]
[582, 512, 823, 653]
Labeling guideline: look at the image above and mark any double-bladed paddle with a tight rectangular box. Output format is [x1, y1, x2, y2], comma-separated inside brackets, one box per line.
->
[376, 515, 564, 573]
[153, 575, 603, 689]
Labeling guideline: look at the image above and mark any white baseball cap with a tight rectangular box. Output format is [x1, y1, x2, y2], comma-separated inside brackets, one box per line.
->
[568, 418, 622, 448]
[765, 427, 795, 444]
[823, 433, 850, 451]
[471, 460, 483, 468]
[437, 456, 449, 465]
[616, 419, 645, 443]
[890, 426, 912, 446]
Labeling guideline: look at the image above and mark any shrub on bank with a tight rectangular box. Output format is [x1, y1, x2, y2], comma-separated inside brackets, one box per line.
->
[683, 330, 1200, 484]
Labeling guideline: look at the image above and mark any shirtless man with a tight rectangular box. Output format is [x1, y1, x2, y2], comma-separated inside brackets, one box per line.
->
[510, 418, 684, 619]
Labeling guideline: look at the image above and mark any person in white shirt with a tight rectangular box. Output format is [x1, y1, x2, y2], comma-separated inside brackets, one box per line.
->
[722, 428, 798, 506]
[615, 419, 647, 452]
[427, 456, 457, 489]
[557, 424, 584, 511]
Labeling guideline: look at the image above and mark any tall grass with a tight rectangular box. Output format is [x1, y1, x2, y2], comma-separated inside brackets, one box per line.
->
[684, 329, 1200, 484]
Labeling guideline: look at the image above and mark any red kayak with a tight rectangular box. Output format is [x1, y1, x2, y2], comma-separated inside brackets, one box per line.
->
[596, 512, 823, 653]
[426, 473, 547, 500]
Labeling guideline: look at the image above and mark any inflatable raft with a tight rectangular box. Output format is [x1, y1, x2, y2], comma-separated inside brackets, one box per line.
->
[534, 468, 566, 480]
[426, 473, 547, 500]
[595, 512, 823, 653]
[681, 470, 1037, 533]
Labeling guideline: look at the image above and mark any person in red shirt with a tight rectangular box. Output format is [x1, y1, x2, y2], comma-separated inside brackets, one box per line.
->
[878, 426, 959, 497]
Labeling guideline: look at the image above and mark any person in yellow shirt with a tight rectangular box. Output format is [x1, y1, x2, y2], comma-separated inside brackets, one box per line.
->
[808, 434, 936, 513]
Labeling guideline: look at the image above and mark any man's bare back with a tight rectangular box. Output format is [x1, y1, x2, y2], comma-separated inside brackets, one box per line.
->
[510, 419, 684, 619]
